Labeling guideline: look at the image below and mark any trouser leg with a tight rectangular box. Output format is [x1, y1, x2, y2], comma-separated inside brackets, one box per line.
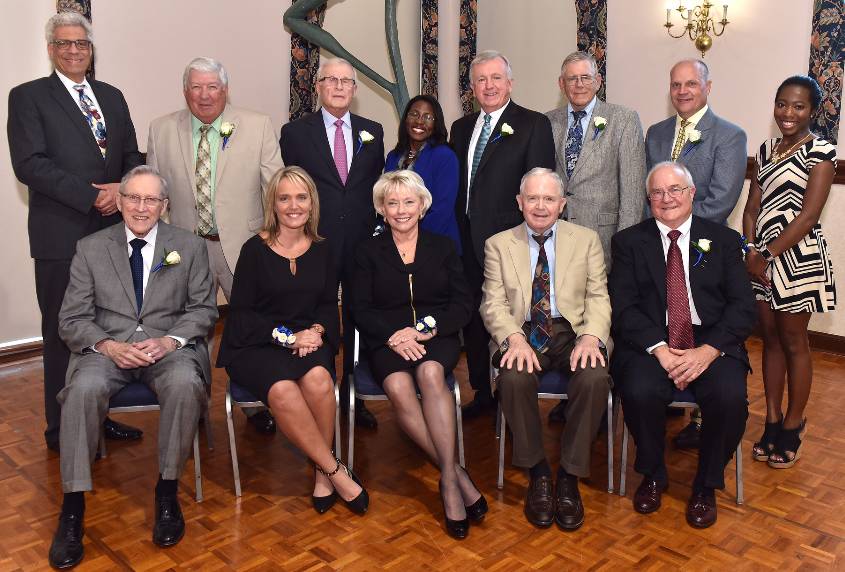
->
[495, 365, 544, 467]
[558, 362, 611, 478]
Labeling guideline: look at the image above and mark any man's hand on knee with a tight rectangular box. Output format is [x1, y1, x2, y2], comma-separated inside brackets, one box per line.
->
[97, 339, 155, 369]
[500, 333, 541, 374]
[570, 334, 605, 371]
[133, 338, 179, 364]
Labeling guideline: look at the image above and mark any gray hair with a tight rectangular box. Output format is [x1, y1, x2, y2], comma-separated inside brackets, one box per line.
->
[519, 167, 565, 198]
[471, 50, 513, 80]
[183, 57, 229, 90]
[46, 11, 93, 43]
[671, 58, 709, 84]
[561, 51, 598, 77]
[373, 170, 433, 217]
[646, 161, 695, 192]
[120, 165, 169, 199]
[318, 57, 358, 82]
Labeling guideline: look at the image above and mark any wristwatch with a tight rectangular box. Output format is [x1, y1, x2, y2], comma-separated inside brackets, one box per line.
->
[759, 245, 775, 262]
[171, 337, 183, 350]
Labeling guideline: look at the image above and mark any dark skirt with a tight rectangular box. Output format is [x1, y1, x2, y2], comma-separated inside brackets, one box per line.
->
[367, 334, 460, 386]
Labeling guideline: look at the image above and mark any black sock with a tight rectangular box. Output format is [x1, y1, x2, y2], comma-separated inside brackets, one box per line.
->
[155, 476, 178, 498]
[61, 492, 85, 518]
[528, 459, 552, 480]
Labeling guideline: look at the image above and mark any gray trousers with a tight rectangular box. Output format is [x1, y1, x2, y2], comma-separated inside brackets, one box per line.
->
[494, 320, 611, 478]
[57, 347, 206, 493]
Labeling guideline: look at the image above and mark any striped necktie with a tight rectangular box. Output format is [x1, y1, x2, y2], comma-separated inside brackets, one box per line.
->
[467, 114, 492, 212]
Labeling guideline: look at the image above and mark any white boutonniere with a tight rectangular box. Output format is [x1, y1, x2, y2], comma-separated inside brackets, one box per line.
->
[151, 250, 180, 273]
[490, 122, 514, 144]
[681, 128, 702, 158]
[592, 116, 607, 140]
[356, 130, 375, 154]
[220, 122, 235, 150]
[691, 238, 711, 267]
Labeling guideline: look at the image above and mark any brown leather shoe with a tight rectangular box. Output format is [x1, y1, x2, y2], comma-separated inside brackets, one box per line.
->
[686, 491, 717, 528]
[633, 477, 667, 514]
[554, 473, 584, 530]
[524, 475, 554, 527]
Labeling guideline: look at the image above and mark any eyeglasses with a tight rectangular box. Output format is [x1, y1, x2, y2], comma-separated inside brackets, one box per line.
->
[50, 39, 92, 51]
[120, 193, 165, 207]
[562, 75, 595, 86]
[407, 110, 436, 124]
[647, 186, 690, 201]
[318, 76, 356, 88]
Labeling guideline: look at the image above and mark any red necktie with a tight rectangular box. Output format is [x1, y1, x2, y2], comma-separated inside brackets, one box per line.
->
[333, 119, 348, 185]
[666, 230, 694, 349]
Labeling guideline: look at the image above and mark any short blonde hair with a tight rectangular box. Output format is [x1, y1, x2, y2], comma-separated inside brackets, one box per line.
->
[261, 166, 323, 243]
[373, 170, 433, 217]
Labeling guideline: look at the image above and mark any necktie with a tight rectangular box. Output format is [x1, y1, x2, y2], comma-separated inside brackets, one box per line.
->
[671, 118, 690, 161]
[468, 114, 492, 212]
[529, 233, 553, 352]
[666, 230, 694, 349]
[73, 84, 107, 158]
[564, 110, 585, 179]
[333, 119, 348, 185]
[195, 125, 214, 235]
[129, 238, 146, 313]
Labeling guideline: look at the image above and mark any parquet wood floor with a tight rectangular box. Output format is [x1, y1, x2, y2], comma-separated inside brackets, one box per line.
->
[1, 332, 844, 570]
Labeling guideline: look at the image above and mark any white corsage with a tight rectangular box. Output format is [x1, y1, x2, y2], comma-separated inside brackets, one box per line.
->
[220, 122, 235, 150]
[151, 250, 180, 272]
[415, 315, 437, 335]
[272, 326, 297, 348]
[592, 116, 607, 140]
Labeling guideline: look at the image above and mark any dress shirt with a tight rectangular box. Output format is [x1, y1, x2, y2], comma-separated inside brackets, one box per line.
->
[191, 114, 223, 234]
[524, 223, 562, 321]
[321, 107, 353, 168]
[563, 96, 597, 148]
[672, 105, 708, 152]
[465, 100, 510, 193]
[55, 70, 106, 130]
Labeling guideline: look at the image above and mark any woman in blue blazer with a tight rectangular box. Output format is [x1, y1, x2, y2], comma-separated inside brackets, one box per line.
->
[385, 95, 461, 254]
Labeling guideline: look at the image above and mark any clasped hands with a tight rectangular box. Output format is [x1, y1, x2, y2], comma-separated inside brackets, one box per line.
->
[92, 182, 119, 216]
[388, 326, 435, 361]
[653, 344, 720, 390]
[96, 337, 178, 369]
[289, 328, 324, 357]
[498, 333, 605, 374]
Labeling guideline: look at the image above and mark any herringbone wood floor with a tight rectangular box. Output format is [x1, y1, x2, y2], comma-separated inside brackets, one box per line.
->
[1, 328, 844, 570]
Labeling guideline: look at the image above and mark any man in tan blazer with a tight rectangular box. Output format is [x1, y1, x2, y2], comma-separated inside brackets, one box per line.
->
[481, 167, 611, 532]
[147, 57, 282, 432]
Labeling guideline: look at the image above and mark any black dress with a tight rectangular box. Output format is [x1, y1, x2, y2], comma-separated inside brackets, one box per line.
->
[217, 235, 339, 404]
[351, 230, 472, 385]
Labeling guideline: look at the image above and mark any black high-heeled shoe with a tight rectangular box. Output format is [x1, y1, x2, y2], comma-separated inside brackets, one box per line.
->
[752, 418, 782, 462]
[457, 465, 488, 523]
[439, 480, 469, 540]
[317, 458, 369, 515]
[312, 467, 337, 514]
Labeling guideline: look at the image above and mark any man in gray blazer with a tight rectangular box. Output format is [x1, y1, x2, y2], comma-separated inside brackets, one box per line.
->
[48, 166, 217, 569]
[547, 51, 647, 271]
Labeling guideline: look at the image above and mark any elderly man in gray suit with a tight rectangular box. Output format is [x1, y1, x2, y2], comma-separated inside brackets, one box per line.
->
[645, 58, 747, 449]
[48, 166, 217, 569]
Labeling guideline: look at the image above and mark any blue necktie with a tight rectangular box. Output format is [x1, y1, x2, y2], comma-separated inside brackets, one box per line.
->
[129, 238, 146, 312]
[468, 114, 492, 213]
[565, 110, 585, 179]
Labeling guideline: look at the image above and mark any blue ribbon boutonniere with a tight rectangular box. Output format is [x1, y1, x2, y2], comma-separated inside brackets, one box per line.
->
[489, 122, 514, 145]
[356, 130, 375, 154]
[691, 239, 711, 268]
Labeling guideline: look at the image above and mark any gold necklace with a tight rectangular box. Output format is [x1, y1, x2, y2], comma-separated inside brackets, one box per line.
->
[771, 133, 812, 163]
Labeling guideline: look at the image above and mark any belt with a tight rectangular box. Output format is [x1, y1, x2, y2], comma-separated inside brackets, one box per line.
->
[200, 233, 220, 242]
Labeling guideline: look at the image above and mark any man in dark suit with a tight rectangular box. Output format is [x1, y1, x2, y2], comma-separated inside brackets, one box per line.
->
[279, 57, 384, 428]
[49, 166, 217, 568]
[609, 161, 755, 529]
[7, 11, 144, 451]
[450, 50, 556, 418]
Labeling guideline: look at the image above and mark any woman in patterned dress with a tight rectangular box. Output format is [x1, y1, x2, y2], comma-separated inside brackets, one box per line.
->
[742, 76, 836, 469]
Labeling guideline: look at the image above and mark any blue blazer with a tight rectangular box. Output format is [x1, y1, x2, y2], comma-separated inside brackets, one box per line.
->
[385, 143, 461, 254]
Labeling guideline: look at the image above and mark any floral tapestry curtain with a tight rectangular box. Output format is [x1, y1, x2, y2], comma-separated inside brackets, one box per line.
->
[458, 0, 477, 115]
[574, 0, 607, 101]
[289, 0, 327, 121]
[421, 0, 438, 98]
[57, 0, 94, 79]
[808, 0, 843, 144]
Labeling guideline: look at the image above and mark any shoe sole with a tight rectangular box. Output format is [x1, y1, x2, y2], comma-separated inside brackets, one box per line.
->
[767, 422, 807, 469]
[153, 526, 185, 548]
[50, 554, 84, 570]
[555, 515, 584, 531]
[686, 517, 716, 528]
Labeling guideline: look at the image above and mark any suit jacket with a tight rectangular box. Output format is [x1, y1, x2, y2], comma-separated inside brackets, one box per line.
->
[58, 221, 218, 384]
[449, 101, 555, 265]
[279, 111, 385, 275]
[480, 220, 610, 347]
[547, 100, 647, 268]
[645, 108, 747, 224]
[146, 105, 283, 271]
[7, 72, 143, 260]
[608, 216, 755, 372]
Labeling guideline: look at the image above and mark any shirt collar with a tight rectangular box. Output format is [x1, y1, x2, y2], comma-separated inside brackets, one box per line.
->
[655, 215, 692, 240]
[676, 104, 708, 128]
[525, 221, 555, 239]
[479, 99, 510, 125]
[191, 113, 223, 135]
[567, 96, 597, 120]
[124, 223, 158, 247]
[321, 107, 351, 129]
[56, 70, 90, 92]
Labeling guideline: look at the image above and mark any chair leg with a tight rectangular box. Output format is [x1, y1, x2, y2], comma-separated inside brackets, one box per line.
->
[454, 383, 465, 468]
[347, 375, 356, 471]
[334, 383, 341, 461]
[620, 422, 629, 497]
[735, 442, 744, 505]
[193, 430, 203, 502]
[203, 398, 215, 452]
[497, 404, 506, 490]
[225, 390, 242, 497]
[98, 427, 107, 459]
[606, 391, 614, 493]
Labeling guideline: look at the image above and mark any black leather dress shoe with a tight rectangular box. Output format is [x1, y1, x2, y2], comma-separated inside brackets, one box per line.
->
[103, 417, 142, 441]
[633, 477, 667, 514]
[524, 475, 554, 527]
[686, 491, 717, 528]
[152, 495, 185, 547]
[49, 513, 84, 569]
[548, 401, 567, 423]
[461, 395, 495, 420]
[247, 410, 277, 434]
[554, 473, 584, 530]
[673, 421, 701, 450]
[354, 401, 378, 429]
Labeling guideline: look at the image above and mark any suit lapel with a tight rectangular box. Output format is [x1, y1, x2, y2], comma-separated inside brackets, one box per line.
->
[106, 225, 139, 315]
[679, 108, 713, 162]
[552, 222, 575, 309]
[141, 224, 170, 314]
[348, 115, 364, 183]
[177, 111, 197, 193]
[507, 225, 532, 316]
[688, 217, 705, 303]
[308, 112, 343, 185]
[656, 117, 675, 162]
[553, 110, 569, 178]
[49, 74, 102, 158]
[89, 81, 117, 166]
[570, 100, 603, 181]
[641, 221, 668, 307]
[474, 103, 515, 178]
[215, 107, 235, 187]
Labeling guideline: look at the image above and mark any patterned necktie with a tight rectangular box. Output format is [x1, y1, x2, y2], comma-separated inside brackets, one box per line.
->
[564, 110, 585, 179]
[73, 84, 107, 158]
[333, 119, 348, 185]
[671, 118, 690, 161]
[468, 114, 492, 212]
[666, 230, 694, 349]
[195, 125, 214, 235]
[129, 238, 146, 313]
[529, 233, 553, 352]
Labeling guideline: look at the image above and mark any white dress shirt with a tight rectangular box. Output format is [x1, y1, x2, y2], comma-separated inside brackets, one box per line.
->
[321, 108, 353, 168]
[56, 70, 106, 130]
[672, 104, 708, 151]
[465, 100, 510, 199]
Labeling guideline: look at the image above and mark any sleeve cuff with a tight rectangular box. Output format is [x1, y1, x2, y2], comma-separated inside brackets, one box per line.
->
[646, 341, 667, 354]
[167, 335, 188, 350]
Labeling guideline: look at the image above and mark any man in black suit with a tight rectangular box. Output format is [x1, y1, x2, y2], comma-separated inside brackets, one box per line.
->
[609, 161, 755, 529]
[7, 11, 144, 451]
[449, 50, 556, 418]
[279, 57, 384, 428]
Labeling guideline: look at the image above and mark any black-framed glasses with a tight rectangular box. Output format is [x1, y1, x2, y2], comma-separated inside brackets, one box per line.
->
[50, 39, 92, 51]
[119, 193, 165, 207]
[647, 186, 690, 201]
[407, 110, 436, 124]
[318, 76, 356, 88]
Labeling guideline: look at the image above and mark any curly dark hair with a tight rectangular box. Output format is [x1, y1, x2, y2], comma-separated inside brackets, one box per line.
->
[393, 94, 449, 155]
[775, 75, 823, 110]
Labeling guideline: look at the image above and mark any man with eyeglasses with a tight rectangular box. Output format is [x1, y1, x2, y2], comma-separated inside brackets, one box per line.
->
[7, 10, 144, 453]
[49, 165, 217, 568]
[608, 161, 754, 530]
[147, 57, 283, 435]
[280, 57, 385, 429]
